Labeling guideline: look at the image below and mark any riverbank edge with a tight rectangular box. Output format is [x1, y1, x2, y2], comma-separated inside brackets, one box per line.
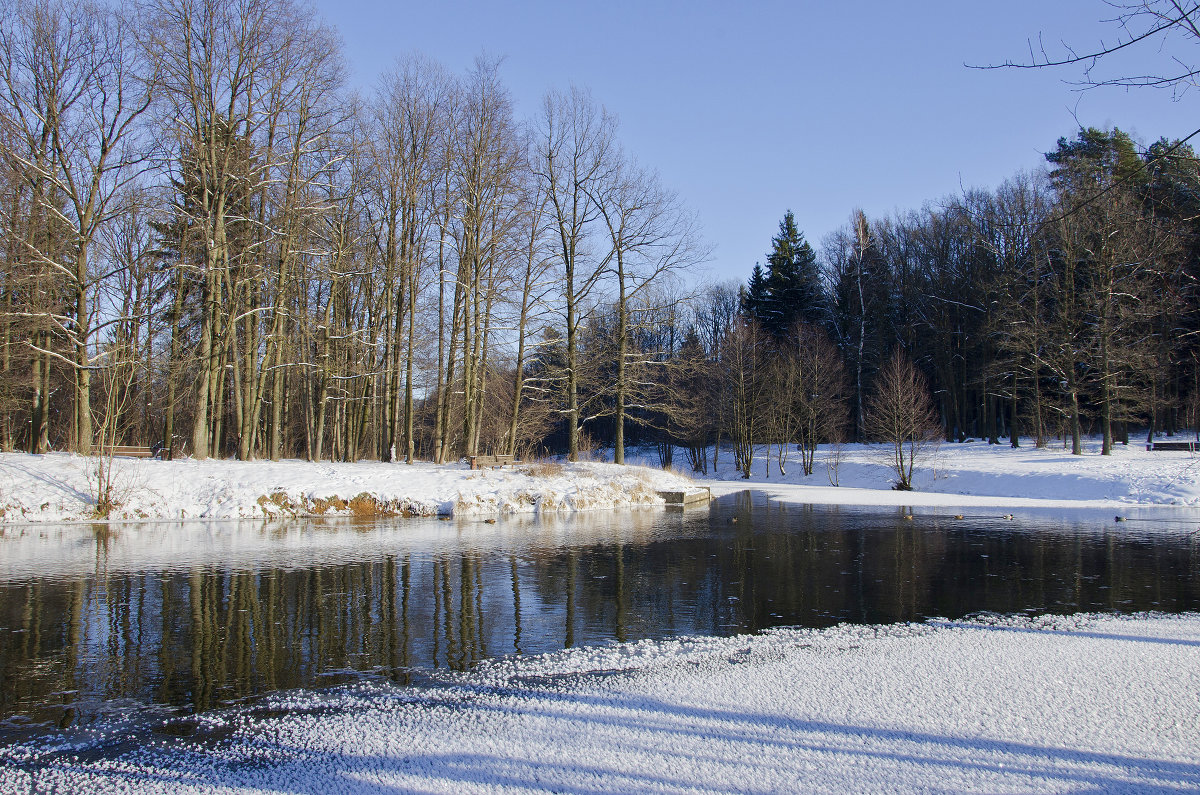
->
[0, 454, 706, 525]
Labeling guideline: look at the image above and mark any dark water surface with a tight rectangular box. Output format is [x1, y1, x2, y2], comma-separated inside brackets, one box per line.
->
[2, 493, 1199, 744]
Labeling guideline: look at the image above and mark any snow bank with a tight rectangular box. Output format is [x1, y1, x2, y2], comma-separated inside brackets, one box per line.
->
[0, 454, 695, 523]
[652, 437, 1200, 510]
[3, 436, 1199, 523]
[10, 612, 1198, 794]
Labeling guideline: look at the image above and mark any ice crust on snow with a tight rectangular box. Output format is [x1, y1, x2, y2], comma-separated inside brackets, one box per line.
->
[7, 612, 1199, 794]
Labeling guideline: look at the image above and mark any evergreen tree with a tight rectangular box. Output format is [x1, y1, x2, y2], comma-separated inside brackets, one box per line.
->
[1046, 127, 1146, 191]
[743, 211, 826, 337]
[741, 263, 768, 319]
[764, 210, 825, 334]
[1142, 138, 1200, 439]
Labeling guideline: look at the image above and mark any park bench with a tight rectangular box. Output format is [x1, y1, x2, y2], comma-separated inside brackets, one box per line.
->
[1146, 440, 1198, 452]
[469, 453, 515, 470]
[96, 444, 159, 459]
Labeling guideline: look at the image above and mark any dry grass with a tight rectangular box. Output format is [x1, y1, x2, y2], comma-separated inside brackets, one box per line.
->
[348, 493, 395, 517]
[257, 491, 300, 517]
[256, 491, 421, 518]
[666, 464, 696, 482]
[308, 495, 348, 514]
[523, 461, 564, 478]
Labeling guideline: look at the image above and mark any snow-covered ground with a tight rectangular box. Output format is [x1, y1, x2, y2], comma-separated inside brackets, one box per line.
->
[669, 437, 1200, 509]
[2, 436, 1198, 522]
[0, 454, 701, 523]
[6, 611, 1197, 794]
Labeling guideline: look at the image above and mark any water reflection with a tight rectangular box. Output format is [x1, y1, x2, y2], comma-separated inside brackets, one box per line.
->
[2, 493, 1199, 741]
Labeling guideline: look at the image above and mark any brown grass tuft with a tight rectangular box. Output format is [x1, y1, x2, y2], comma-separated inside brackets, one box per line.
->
[523, 461, 564, 478]
[309, 495, 347, 514]
[347, 492, 405, 518]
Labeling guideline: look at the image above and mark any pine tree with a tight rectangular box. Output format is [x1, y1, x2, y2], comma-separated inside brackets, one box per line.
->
[1046, 127, 1146, 191]
[764, 210, 825, 335]
[743, 211, 826, 337]
[741, 263, 768, 319]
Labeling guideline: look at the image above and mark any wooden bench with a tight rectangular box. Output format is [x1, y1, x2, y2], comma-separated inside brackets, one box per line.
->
[1146, 441, 1198, 452]
[97, 444, 158, 459]
[469, 454, 514, 470]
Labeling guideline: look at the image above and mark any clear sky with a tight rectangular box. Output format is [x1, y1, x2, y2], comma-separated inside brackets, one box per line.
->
[310, 0, 1189, 286]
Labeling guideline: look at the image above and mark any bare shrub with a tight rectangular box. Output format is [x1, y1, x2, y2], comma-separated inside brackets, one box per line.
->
[575, 430, 598, 461]
[826, 438, 845, 487]
[864, 349, 941, 491]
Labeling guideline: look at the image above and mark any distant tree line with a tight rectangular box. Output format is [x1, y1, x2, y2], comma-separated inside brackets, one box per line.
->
[2, 0, 1198, 473]
[718, 126, 1200, 475]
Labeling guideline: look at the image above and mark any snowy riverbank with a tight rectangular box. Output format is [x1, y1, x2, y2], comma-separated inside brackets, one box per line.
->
[681, 436, 1200, 510]
[0, 454, 700, 523]
[6, 611, 1197, 794]
[2, 437, 1199, 523]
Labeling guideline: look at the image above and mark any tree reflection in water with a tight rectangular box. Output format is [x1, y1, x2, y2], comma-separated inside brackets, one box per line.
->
[1, 494, 1198, 740]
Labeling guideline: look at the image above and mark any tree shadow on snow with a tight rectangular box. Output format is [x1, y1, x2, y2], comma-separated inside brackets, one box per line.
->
[35, 679, 1200, 794]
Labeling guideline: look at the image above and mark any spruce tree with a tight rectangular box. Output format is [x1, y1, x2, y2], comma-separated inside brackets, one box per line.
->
[743, 211, 827, 337]
[741, 263, 769, 319]
[764, 210, 825, 335]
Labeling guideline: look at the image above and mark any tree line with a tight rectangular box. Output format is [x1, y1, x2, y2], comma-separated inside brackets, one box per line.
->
[2, 0, 1198, 472]
[717, 126, 1200, 479]
[0, 0, 703, 463]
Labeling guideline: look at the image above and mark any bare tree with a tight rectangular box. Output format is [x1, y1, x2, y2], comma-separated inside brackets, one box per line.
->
[993, 2, 1200, 97]
[692, 281, 739, 469]
[144, 0, 342, 459]
[589, 154, 704, 464]
[449, 58, 524, 460]
[0, 0, 151, 454]
[721, 316, 769, 478]
[864, 347, 940, 490]
[778, 322, 849, 476]
[534, 86, 615, 462]
[505, 173, 556, 455]
[366, 54, 449, 463]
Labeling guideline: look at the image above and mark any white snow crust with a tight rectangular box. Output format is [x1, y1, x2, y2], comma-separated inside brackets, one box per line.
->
[8, 612, 1198, 794]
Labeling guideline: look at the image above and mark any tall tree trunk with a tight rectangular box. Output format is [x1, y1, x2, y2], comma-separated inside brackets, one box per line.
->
[404, 263, 417, 464]
[191, 261, 216, 459]
[73, 244, 92, 454]
[438, 264, 466, 462]
[614, 254, 627, 465]
[1010, 371, 1019, 448]
[1068, 366, 1083, 456]
[567, 258, 579, 461]
[312, 300, 333, 461]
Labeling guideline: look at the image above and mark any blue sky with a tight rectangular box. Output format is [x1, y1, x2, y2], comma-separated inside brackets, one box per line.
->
[311, 1, 1189, 285]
